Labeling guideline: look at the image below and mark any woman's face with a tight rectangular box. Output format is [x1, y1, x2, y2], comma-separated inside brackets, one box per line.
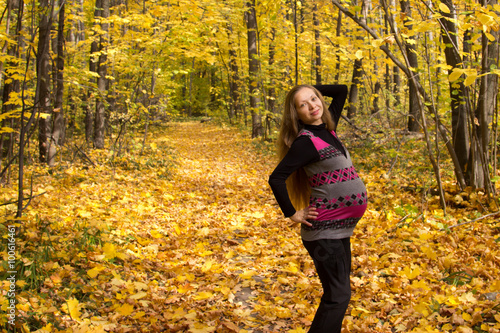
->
[294, 87, 324, 126]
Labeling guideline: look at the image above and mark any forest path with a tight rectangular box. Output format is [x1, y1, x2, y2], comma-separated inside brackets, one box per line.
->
[26, 120, 314, 332]
[159, 121, 313, 332]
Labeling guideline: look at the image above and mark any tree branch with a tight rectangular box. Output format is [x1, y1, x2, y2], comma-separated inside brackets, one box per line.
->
[330, 0, 411, 77]
[332, 0, 467, 193]
[446, 211, 500, 230]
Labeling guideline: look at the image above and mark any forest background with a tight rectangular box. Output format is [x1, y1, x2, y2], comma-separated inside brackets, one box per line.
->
[0, 0, 500, 331]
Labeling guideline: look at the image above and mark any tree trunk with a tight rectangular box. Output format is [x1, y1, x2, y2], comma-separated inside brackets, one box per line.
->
[335, 10, 342, 82]
[388, 0, 401, 106]
[1, 47, 17, 177]
[313, 3, 322, 85]
[86, 0, 100, 144]
[246, 0, 263, 138]
[94, 0, 109, 149]
[227, 23, 240, 122]
[384, 10, 391, 112]
[393, 65, 401, 105]
[49, 0, 66, 166]
[188, 57, 194, 117]
[473, 0, 499, 190]
[347, 59, 362, 119]
[37, 0, 55, 163]
[347, 0, 365, 119]
[69, 0, 85, 134]
[1, 0, 23, 183]
[283, 1, 293, 86]
[373, 63, 381, 114]
[293, 0, 299, 84]
[268, 26, 276, 116]
[400, 0, 419, 132]
[438, 0, 471, 181]
[267, 26, 277, 137]
[0, 0, 12, 87]
[15, 0, 32, 217]
[69, 0, 85, 44]
[367, 0, 380, 115]
[228, 51, 237, 120]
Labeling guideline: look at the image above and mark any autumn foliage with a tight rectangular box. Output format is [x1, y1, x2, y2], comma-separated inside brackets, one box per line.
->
[0, 121, 498, 332]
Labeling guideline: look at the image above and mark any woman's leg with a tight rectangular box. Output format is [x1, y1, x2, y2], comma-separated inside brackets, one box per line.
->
[302, 238, 352, 333]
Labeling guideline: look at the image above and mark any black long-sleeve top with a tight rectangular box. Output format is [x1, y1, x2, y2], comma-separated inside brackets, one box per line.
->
[268, 85, 349, 218]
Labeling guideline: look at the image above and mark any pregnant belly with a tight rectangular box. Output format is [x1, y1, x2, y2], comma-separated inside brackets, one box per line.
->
[314, 203, 367, 221]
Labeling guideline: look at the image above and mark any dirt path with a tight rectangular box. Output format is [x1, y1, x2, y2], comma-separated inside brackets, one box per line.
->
[160, 122, 314, 332]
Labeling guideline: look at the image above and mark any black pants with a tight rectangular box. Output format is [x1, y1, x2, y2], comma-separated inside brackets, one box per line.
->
[302, 238, 352, 333]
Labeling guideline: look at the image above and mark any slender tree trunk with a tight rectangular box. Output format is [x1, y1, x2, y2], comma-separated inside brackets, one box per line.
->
[1, 0, 23, 183]
[0, 0, 12, 88]
[293, 0, 299, 84]
[68, 0, 85, 133]
[473, 0, 499, 190]
[438, 0, 471, 181]
[246, 0, 263, 138]
[86, 0, 100, 144]
[49, 0, 66, 166]
[268, 27, 277, 124]
[384, 14, 391, 112]
[68, 0, 85, 44]
[347, 59, 362, 119]
[389, 0, 401, 106]
[1, 0, 13, 164]
[347, 0, 365, 119]
[268, 27, 276, 112]
[188, 58, 194, 117]
[283, 1, 293, 85]
[141, 61, 156, 155]
[393, 66, 401, 105]
[1, 47, 16, 175]
[313, 3, 322, 85]
[335, 10, 342, 82]
[385, 63, 391, 108]
[373, 63, 381, 114]
[15, 0, 38, 217]
[400, 0, 419, 132]
[227, 23, 240, 121]
[366, 0, 380, 115]
[229, 48, 240, 120]
[479, 0, 500, 151]
[37, 0, 54, 163]
[94, 0, 109, 149]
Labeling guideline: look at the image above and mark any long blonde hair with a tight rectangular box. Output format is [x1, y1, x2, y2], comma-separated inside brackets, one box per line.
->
[277, 85, 335, 210]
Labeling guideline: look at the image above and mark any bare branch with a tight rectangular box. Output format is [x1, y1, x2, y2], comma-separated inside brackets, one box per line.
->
[330, 0, 410, 77]
[446, 212, 500, 230]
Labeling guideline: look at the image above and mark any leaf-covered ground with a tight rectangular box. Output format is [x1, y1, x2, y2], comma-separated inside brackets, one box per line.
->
[1, 121, 500, 332]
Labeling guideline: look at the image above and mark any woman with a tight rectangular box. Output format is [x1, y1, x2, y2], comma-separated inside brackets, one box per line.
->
[268, 84, 367, 332]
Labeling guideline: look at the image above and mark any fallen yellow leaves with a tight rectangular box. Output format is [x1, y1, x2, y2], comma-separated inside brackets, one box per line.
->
[62, 298, 82, 321]
[0, 121, 499, 332]
[115, 303, 134, 316]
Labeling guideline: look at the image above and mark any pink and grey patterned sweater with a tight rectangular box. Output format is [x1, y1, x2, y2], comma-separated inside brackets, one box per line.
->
[269, 85, 367, 241]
